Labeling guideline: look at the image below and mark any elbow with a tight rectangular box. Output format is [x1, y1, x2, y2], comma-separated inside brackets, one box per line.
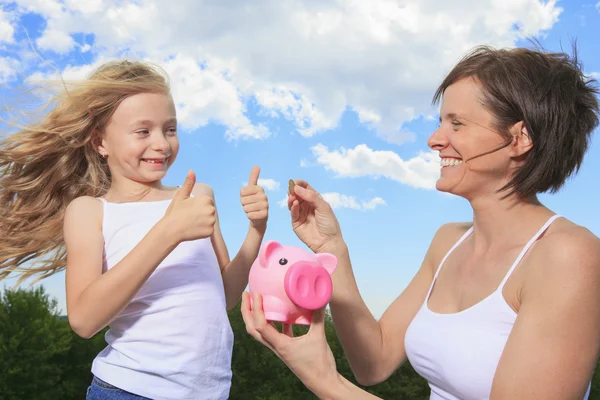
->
[355, 374, 386, 387]
[68, 313, 97, 339]
[352, 364, 392, 387]
[225, 298, 239, 311]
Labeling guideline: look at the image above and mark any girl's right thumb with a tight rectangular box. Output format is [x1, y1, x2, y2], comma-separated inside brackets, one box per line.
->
[175, 170, 195, 200]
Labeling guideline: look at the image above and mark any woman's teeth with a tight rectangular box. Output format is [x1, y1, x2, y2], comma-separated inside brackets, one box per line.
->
[441, 158, 463, 167]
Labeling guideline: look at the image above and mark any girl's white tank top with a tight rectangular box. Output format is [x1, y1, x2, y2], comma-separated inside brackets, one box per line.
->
[91, 198, 233, 400]
[404, 215, 591, 399]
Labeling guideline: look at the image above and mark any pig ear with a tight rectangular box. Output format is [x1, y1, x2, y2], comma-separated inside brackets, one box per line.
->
[259, 240, 283, 267]
[316, 253, 337, 275]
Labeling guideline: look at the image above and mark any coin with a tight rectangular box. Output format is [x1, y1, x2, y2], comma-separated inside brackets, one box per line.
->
[288, 179, 295, 194]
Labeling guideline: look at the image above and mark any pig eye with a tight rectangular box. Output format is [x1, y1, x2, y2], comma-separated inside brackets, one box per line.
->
[279, 258, 288, 265]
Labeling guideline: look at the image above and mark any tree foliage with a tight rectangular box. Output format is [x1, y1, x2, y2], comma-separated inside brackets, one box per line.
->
[1, 287, 599, 399]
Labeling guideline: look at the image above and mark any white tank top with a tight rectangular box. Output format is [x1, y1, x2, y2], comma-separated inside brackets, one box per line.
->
[404, 215, 591, 400]
[91, 198, 234, 400]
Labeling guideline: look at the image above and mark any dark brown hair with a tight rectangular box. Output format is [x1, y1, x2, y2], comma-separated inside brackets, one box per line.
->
[433, 44, 600, 198]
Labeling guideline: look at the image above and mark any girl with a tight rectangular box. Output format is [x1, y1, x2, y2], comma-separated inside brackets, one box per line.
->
[243, 45, 600, 399]
[0, 60, 269, 399]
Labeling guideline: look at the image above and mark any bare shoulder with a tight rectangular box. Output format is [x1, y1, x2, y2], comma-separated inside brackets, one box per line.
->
[430, 222, 472, 256]
[64, 196, 103, 221]
[423, 222, 472, 272]
[63, 196, 103, 241]
[529, 218, 600, 290]
[191, 182, 214, 198]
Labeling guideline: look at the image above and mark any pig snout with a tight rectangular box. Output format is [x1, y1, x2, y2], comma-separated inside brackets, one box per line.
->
[283, 261, 333, 310]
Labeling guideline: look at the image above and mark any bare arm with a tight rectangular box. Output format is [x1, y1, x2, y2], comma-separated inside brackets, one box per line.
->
[314, 374, 382, 400]
[324, 223, 469, 385]
[490, 228, 600, 399]
[194, 184, 265, 310]
[64, 196, 178, 339]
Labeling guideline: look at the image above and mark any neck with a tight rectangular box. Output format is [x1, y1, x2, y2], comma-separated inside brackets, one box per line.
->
[468, 192, 553, 254]
[105, 175, 165, 202]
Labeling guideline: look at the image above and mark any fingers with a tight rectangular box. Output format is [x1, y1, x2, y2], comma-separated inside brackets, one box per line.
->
[241, 185, 265, 197]
[290, 199, 300, 223]
[251, 292, 286, 349]
[248, 166, 260, 186]
[282, 324, 294, 338]
[241, 292, 275, 352]
[174, 170, 196, 201]
[307, 307, 327, 337]
[240, 192, 267, 206]
[293, 185, 329, 211]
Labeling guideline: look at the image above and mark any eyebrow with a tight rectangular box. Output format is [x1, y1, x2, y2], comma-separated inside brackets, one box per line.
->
[129, 118, 178, 128]
[438, 112, 466, 123]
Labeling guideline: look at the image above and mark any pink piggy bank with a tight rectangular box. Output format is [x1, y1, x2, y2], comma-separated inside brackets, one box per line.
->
[249, 240, 337, 325]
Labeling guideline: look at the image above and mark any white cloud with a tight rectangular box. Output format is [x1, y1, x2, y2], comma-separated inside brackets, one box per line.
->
[242, 178, 280, 192]
[163, 55, 269, 140]
[36, 29, 76, 54]
[596, 1, 600, 13]
[0, 57, 20, 83]
[6, 0, 561, 142]
[277, 192, 386, 211]
[311, 143, 441, 189]
[362, 197, 387, 209]
[0, 9, 15, 44]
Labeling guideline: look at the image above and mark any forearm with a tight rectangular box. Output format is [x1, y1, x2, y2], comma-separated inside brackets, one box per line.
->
[323, 243, 388, 384]
[221, 224, 265, 309]
[70, 219, 178, 338]
[312, 374, 382, 400]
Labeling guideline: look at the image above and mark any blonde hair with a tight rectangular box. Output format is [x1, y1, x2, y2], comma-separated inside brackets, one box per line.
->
[0, 60, 171, 285]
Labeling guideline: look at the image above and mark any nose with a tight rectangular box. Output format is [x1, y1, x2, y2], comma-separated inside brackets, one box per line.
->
[427, 124, 449, 151]
[284, 261, 333, 310]
[151, 133, 171, 154]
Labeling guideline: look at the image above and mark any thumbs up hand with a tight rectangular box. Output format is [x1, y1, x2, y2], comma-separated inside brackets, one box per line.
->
[240, 166, 269, 232]
[164, 170, 216, 243]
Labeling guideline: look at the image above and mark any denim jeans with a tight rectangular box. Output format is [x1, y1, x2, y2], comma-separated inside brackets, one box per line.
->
[86, 376, 152, 400]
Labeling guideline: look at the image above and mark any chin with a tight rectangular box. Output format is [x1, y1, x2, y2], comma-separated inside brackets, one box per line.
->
[435, 179, 466, 198]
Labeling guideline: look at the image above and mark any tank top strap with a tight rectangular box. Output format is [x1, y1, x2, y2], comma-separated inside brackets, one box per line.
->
[498, 214, 562, 291]
[425, 225, 474, 299]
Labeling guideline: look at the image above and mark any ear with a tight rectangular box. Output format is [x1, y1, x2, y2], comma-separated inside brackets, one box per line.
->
[316, 253, 337, 275]
[92, 130, 108, 158]
[258, 240, 283, 267]
[508, 121, 533, 158]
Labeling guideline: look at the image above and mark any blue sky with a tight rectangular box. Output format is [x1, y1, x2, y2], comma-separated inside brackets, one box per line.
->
[1, 0, 599, 318]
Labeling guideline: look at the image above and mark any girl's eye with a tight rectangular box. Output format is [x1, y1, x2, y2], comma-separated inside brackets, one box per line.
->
[137, 129, 150, 135]
[166, 128, 177, 136]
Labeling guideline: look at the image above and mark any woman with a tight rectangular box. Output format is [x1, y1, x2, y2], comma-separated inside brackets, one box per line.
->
[242, 45, 600, 399]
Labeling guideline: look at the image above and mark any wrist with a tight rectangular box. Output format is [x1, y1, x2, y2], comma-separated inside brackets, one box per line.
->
[310, 373, 347, 400]
[249, 221, 267, 236]
[317, 237, 347, 256]
[156, 217, 181, 248]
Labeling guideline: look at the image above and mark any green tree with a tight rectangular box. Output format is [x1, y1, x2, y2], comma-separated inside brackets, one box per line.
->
[2, 286, 599, 399]
[0, 286, 72, 400]
[0, 286, 108, 400]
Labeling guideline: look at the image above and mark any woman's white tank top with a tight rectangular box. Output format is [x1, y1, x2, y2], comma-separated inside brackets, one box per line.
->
[404, 215, 591, 399]
[91, 198, 234, 400]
